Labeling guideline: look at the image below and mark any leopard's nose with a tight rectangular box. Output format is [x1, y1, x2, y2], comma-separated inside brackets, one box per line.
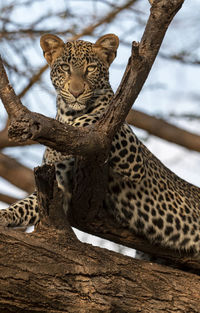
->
[69, 79, 85, 98]
[69, 87, 84, 98]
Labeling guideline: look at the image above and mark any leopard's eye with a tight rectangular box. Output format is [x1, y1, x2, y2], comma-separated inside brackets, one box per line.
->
[60, 64, 70, 72]
[86, 65, 97, 73]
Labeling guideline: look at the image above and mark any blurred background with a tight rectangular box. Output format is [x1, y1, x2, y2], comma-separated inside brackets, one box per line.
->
[0, 0, 200, 256]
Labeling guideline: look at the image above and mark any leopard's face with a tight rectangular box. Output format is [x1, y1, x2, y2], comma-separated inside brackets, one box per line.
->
[40, 34, 119, 112]
[50, 41, 110, 111]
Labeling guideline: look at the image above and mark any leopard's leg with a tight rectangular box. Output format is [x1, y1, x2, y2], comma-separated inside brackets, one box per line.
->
[43, 147, 74, 214]
[0, 160, 73, 227]
[0, 149, 74, 227]
[0, 192, 39, 227]
[55, 160, 74, 214]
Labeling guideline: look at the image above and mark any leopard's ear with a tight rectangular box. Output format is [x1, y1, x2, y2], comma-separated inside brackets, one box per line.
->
[94, 34, 119, 66]
[40, 34, 65, 66]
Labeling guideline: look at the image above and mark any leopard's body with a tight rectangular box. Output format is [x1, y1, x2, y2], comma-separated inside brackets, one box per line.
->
[1, 34, 200, 256]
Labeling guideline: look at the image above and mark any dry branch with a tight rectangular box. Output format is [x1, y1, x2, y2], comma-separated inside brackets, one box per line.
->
[0, 193, 19, 205]
[2, 107, 200, 153]
[127, 109, 200, 152]
[0, 152, 34, 193]
[0, 119, 36, 149]
[1, 109, 200, 153]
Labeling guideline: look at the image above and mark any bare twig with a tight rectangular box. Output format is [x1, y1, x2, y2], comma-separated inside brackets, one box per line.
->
[160, 52, 200, 66]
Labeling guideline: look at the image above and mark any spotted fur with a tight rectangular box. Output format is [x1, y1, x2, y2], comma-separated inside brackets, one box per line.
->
[1, 34, 200, 257]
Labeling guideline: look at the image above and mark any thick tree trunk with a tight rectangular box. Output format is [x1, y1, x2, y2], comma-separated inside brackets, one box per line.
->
[1, 227, 200, 313]
[0, 165, 200, 313]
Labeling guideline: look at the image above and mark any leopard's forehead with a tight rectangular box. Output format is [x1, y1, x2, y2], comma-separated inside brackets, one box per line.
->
[65, 40, 93, 53]
[61, 40, 98, 65]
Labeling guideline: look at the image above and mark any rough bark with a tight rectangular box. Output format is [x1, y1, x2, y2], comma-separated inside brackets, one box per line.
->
[1, 228, 200, 313]
[0, 122, 36, 148]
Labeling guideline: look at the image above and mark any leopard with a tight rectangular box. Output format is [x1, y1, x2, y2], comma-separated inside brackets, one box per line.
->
[1, 33, 200, 260]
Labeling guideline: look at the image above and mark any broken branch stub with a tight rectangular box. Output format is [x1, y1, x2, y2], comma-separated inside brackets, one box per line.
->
[34, 164, 76, 238]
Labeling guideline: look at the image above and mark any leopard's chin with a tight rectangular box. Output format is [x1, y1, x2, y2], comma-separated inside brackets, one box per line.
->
[68, 101, 86, 111]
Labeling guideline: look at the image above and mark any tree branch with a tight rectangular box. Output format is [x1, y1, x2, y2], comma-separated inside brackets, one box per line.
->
[0, 225, 199, 312]
[0, 152, 34, 193]
[127, 109, 200, 152]
[98, 0, 184, 138]
[1, 109, 200, 153]
[0, 193, 19, 205]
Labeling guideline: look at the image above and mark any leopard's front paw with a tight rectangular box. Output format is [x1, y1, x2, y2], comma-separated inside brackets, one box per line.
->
[0, 210, 14, 227]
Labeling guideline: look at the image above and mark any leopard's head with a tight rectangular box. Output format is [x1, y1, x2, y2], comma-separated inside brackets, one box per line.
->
[40, 34, 119, 111]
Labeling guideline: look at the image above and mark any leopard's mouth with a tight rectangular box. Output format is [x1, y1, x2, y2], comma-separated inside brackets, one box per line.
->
[68, 101, 87, 112]
[60, 88, 94, 112]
